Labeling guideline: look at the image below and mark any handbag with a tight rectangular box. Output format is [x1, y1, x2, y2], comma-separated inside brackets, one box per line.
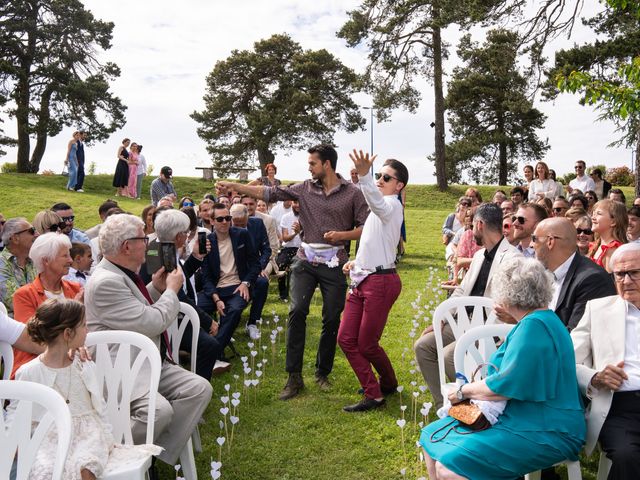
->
[61, 160, 69, 177]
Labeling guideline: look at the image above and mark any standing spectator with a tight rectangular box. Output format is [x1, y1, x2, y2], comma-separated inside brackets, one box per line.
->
[51, 203, 90, 245]
[151, 166, 177, 206]
[339, 152, 407, 412]
[278, 200, 302, 300]
[513, 203, 548, 257]
[590, 168, 611, 200]
[112, 138, 130, 197]
[589, 199, 628, 272]
[522, 164, 534, 196]
[629, 206, 640, 242]
[528, 161, 557, 201]
[84, 199, 119, 240]
[65, 131, 80, 192]
[217, 144, 369, 400]
[127, 143, 139, 199]
[249, 162, 281, 187]
[609, 188, 627, 205]
[74, 130, 87, 192]
[269, 200, 293, 239]
[549, 168, 564, 198]
[0, 218, 38, 315]
[568, 160, 596, 194]
[136, 144, 147, 200]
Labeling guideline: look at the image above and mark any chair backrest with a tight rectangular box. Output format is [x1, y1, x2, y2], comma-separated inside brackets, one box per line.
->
[0, 380, 71, 480]
[0, 302, 7, 316]
[166, 302, 200, 373]
[85, 330, 161, 445]
[453, 324, 514, 385]
[0, 341, 14, 380]
[432, 296, 497, 389]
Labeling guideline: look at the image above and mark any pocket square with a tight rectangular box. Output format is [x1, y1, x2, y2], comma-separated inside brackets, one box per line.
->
[238, 244, 245, 249]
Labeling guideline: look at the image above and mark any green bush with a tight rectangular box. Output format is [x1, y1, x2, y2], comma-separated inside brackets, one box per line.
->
[606, 165, 636, 186]
[1, 162, 17, 173]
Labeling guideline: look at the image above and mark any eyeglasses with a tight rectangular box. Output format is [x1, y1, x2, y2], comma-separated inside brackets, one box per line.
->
[125, 236, 149, 246]
[374, 172, 399, 183]
[531, 234, 563, 243]
[576, 228, 593, 236]
[61, 216, 75, 223]
[612, 269, 640, 282]
[553, 207, 566, 213]
[511, 215, 526, 225]
[214, 215, 233, 223]
[48, 222, 67, 232]
[15, 227, 36, 236]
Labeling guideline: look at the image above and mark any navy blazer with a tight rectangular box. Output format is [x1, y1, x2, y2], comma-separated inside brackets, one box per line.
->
[247, 216, 271, 270]
[202, 227, 260, 297]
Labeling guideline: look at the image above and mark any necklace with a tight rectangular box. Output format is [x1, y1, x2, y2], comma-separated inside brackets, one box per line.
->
[41, 353, 72, 404]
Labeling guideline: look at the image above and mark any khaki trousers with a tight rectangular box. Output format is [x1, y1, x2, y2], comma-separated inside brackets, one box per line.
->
[413, 322, 456, 409]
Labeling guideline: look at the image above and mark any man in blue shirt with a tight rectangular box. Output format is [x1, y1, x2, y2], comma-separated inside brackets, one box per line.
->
[51, 203, 90, 245]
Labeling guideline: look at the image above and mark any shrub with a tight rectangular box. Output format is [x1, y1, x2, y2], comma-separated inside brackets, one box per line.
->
[88, 161, 96, 175]
[41, 169, 56, 176]
[606, 166, 635, 186]
[1, 162, 17, 173]
[146, 164, 154, 176]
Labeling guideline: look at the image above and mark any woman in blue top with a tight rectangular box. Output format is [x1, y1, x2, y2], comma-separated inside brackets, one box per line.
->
[420, 257, 585, 480]
[65, 131, 80, 191]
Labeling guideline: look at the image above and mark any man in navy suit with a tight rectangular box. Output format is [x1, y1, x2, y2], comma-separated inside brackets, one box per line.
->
[198, 204, 261, 351]
[75, 131, 86, 192]
[230, 204, 271, 340]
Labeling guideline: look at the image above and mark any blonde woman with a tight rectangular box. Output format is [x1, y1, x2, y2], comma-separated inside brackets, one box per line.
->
[65, 131, 80, 192]
[589, 199, 628, 272]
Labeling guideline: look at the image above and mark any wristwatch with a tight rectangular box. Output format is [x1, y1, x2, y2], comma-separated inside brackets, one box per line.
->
[241, 281, 250, 287]
[456, 384, 466, 401]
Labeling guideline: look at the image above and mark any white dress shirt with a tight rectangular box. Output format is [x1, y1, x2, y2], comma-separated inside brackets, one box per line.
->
[548, 253, 575, 311]
[620, 302, 640, 391]
[569, 175, 596, 193]
[354, 172, 403, 271]
[528, 179, 558, 201]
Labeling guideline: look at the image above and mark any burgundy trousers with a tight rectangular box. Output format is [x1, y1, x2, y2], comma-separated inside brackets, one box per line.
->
[338, 272, 401, 399]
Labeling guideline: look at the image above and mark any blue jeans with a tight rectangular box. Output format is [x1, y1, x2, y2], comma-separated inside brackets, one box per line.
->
[66, 158, 78, 190]
[136, 173, 145, 199]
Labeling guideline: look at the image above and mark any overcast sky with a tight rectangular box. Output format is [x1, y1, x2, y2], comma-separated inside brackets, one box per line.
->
[3, 0, 633, 183]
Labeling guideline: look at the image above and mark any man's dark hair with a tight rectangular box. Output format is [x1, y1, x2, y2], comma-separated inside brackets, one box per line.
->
[591, 168, 603, 178]
[383, 159, 409, 189]
[510, 186, 525, 197]
[180, 206, 198, 231]
[213, 203, 228, 211]
[308, 144, 338, 171]
[628, 205, 640, 218]
[523, 203, 549, 222]
[204, 193, 216, 202]
[474, 203, 503, 232]
[98, 199, 119, 217]
[609, 188, 626, 203]
[51, 202, 72, 212]
[241, 195, 255, 202]
[568, 194, 588, 210]
[70, 242, 91, 258]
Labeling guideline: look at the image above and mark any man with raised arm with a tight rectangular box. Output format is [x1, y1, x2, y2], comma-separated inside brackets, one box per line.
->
[217, 144, 369, 400]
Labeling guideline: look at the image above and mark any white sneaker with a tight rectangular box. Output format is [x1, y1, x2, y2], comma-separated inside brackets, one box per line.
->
[76, 189, 84, 193]
[246, 324, 260, 340]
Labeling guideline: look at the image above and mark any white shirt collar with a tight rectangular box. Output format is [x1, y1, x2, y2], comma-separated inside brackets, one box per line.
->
[552, 252, 576, 284]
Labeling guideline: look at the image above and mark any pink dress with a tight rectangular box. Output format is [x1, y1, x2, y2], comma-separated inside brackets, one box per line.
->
[127, 152, 138, 197]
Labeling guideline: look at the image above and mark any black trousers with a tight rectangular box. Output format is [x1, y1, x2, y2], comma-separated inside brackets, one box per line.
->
[286, 258, 347, 377]
[599, 390, 640, 480]
[75, 158, 85, 190]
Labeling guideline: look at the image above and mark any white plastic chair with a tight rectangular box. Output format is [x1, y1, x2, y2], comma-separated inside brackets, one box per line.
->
[596, 452, 611, 479]
[0, 302, 7, 316]
[0, 380, 72, 480]
[85, 330, 161, 480]
[432, 296, 497, 399]
[453, 325, 582, 480]
[0, 340, 14, 380]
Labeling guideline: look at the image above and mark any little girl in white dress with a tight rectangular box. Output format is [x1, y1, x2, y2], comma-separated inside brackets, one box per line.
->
[9, 298, 160, 480]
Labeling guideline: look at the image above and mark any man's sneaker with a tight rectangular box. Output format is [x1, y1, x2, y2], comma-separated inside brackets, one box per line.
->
[343, 397, 385, 413]
[76, 189, 84, 193]
[212, 360, 231, 376]
[246, 324, 260, 340]
[279, 373, 304, 400]
[315, 374, 332, 391]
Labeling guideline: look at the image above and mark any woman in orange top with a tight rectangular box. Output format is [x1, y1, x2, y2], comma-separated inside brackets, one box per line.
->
[589, 199, 628, 272]
[12, 232, 82, 377]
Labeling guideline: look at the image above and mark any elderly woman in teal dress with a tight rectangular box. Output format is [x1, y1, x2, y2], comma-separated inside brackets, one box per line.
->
[420, 257, 586, 480]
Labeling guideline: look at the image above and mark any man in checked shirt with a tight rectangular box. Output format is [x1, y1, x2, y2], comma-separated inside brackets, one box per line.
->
[218, 144, 369, 400]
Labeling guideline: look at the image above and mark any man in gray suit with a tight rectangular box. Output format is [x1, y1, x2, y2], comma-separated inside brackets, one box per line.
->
[85, 214, 212, 465]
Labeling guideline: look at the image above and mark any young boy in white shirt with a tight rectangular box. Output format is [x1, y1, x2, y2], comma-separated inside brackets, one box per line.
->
[64, 242, 92, 286]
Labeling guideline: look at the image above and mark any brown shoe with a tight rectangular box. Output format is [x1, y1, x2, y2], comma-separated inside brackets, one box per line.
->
[315, 374, 332, 391]
[279, 373, 304, 400]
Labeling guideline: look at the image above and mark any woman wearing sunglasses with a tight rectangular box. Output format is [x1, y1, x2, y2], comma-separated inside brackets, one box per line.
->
[32, 210, 65, 235]
[573, 214, 594, 256]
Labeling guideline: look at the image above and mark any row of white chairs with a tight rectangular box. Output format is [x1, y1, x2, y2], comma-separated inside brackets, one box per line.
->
[0, 302, 203, 480]
[434, 295, 612, 480]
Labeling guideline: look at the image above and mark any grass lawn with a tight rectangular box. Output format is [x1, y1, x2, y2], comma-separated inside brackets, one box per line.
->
[0, 173, 628, 479]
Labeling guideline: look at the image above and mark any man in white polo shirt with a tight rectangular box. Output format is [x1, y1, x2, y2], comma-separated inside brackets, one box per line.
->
[568, 160, 596, 194]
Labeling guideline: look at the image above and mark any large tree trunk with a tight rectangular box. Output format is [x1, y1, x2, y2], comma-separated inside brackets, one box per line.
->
[15, 76, 31, 173]
[432, 18, 447, 191]
[28, 87, 54, 173]
[257, 147, 275, 175]
[497, 115, 508, 185]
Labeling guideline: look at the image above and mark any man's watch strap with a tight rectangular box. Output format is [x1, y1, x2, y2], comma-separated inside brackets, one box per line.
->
[241, 281, 250, 287]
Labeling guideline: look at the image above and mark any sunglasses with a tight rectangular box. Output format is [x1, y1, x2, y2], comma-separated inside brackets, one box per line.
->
[374, 172, 398, 183]
[214, 215, 233, 223]
[576, 228, 593, 236]
[183, 202, 195, 207]
[61, 215, 75, 222]
[48, 222, 67, 232]
[574, 166, 584, 170]
[15, 227, 36, 236]
[511, 215, 526, 225]
[553, 207, 566, 213]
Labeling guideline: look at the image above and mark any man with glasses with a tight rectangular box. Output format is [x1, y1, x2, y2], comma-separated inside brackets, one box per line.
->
[512, 203, 548, 257]
[51, 202, 90, 245]
[572, 243, 640, 479]
[85, 213, 212, 468]
[217, 144, 369, 400]
[552, 197, 570, 218]
[568, 160, 595, 194]
[0, 218, 38, 315]
[198, 204, 260, 354]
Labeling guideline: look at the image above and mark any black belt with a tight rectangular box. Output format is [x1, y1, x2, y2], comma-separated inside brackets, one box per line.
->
[370, 268, 397, 275]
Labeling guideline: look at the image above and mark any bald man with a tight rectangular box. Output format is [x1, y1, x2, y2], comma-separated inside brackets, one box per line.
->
[532, 217, 616, 330]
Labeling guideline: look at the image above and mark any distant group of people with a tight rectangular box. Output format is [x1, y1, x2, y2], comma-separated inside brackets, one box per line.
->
[112, 137, 148, 199]
[64, 131, 88, 193]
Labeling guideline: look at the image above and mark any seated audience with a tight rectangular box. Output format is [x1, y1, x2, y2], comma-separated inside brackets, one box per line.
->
[179, 196, 195, 209]
[242, 195, 280, 275]
[464, 187, 482, 206]
[0, 217, 38, 315]
[278, 200, 302, 301]
[85, 213, 212, 465]
[63, 242, 93, 286]
[589, 199, 628, 272]
[198, 198, 215, 232]
[502, 214, 518, 246]
[492, 190, 507, 205]
[85, 199, 119, 239]
[453, 207, 481, 281]
[571, 243, 640, 478]
[33, 210, 64, 235]
[256, 199, 269, 214]
[552, 197, 569, 218]
[568, 194, 588, 211]
[141, 204, 156, 236]
[0, 212, 4, 251]
[51, 202, 90, 245]
[90, 207, 125, 269]
[635, 196, 640, 207]
[565, 206, 587, 223]
[537, 197, 553, 217]
[608, 188, 627, 205]
[442, 197, 470, 269]
[217, 195, 231, 209]
[584, 190, 598, 214]
[157, 196, 175, 208]
[414, 203, 521, 408]
[629, 206, 640, 242]
[11, 232, 82, 377]
[573, 214, 595, 256]
[500, 200, 515, 216]
[589, 168, 611, 201]
[421, 257, 585, 480]
[510, 187, 526, 209]
[513, 203, 548, 258]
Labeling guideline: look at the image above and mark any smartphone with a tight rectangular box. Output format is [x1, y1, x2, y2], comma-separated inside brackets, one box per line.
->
[160, 242, 177, 273]
[198, 231, 207, 255]
[145, 247, 162, 276]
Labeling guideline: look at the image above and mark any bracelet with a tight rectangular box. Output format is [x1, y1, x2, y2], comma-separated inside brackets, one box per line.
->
[215, 299, 222, 304]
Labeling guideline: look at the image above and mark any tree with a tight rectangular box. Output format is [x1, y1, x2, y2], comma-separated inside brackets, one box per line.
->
[551, 0, 640, 196]
[0, 0, 126, 173]
[191, 34, 364, 176]
[445, 30, 548, 185]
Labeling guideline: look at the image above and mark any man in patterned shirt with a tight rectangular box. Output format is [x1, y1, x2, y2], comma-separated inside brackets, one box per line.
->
[218, 144, 369, 400]
[0, 218, 38, 315]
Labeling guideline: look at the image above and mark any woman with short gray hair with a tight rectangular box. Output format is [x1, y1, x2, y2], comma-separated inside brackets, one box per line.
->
[420, 257, 585, 480]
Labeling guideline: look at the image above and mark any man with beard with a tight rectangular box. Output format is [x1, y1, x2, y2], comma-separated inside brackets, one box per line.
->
[512, 203, 548, 257]
[51, 203, 91, 245]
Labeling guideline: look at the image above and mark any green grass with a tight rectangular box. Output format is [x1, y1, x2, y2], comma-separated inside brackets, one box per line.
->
[0, 173, 623, 479]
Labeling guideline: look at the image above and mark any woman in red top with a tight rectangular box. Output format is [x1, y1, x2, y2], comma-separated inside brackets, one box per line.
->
[589, 199, 628, 272]
[11, 232, 82, 377]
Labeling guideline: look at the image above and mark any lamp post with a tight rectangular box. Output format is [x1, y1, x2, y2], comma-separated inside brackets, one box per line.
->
[362, 106, 375, 172]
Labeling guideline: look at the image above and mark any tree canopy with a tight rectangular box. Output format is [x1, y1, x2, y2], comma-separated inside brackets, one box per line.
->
[191, 34, 364, 176]
[0, 0, 126, 173]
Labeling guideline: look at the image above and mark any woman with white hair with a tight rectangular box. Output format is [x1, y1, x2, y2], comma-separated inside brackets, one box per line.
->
[11, 232, 82, 377]
[420, 257, 585, 480]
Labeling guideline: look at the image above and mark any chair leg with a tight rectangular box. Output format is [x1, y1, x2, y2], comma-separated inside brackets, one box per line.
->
[525, 471, 541, 480]
[178, 439, 197, 480]
[566, 460, 582, 480]
[597, 452, 612, 480]
[191, 426, 202, 453]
